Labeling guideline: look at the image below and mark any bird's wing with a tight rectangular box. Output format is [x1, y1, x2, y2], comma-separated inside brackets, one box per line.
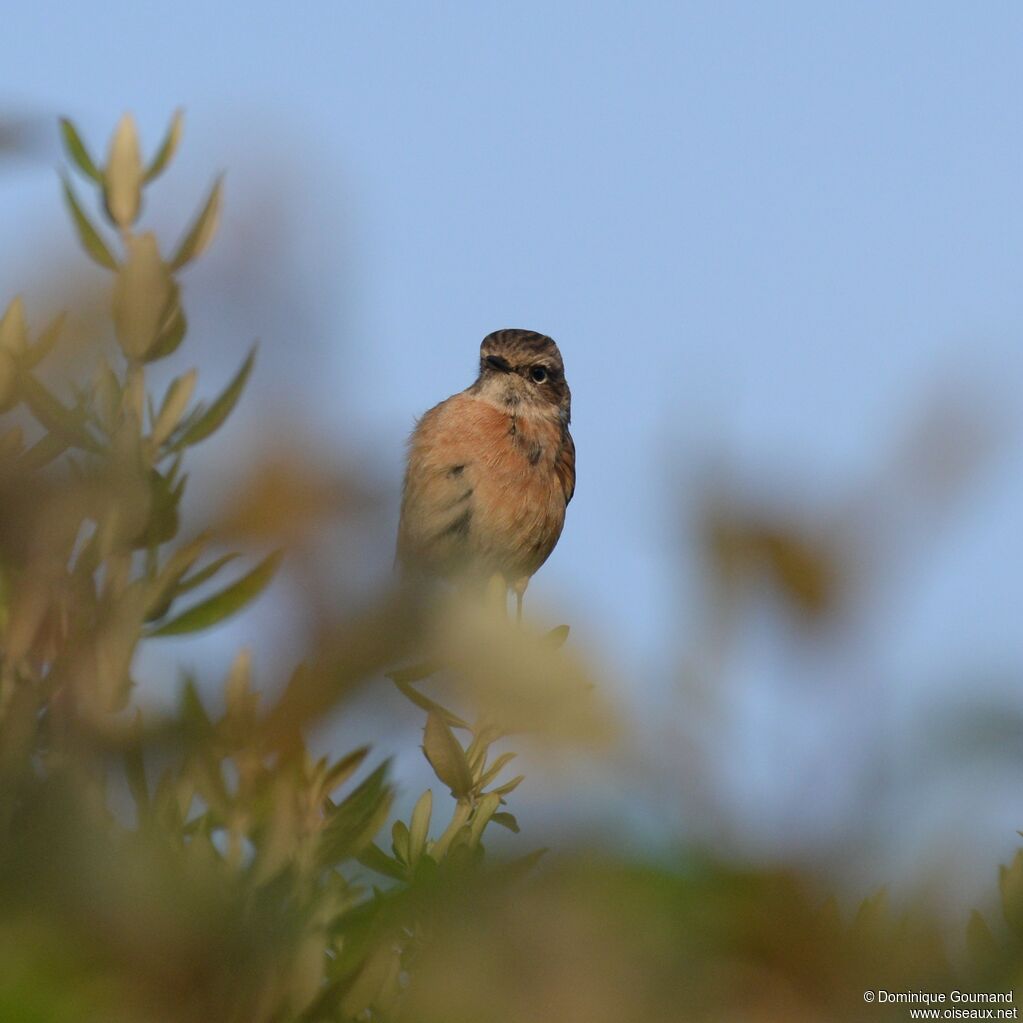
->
[397, 398, 477, 576]
[556, 429, 576, 506]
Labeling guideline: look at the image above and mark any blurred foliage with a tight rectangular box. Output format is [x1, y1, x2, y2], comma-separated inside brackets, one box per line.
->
[0, 111, 1020, 1022]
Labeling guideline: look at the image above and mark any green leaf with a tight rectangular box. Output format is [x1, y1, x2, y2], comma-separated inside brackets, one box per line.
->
[170, 175, 223, 270]
[143, 533, 208, 622]
[391, 819, 410, 864]
[17, 370, 101, 451]
[144, 299, 187, 363]
[490, 811, 520, 833]
[103, 113, 142, 227]
[356, 843, 407, 882]
[408, 789, 432, 863]
[491, 774, 524, 797]
[541, 624, 570, 650]
[112, 234, 176, 360]
[422, 712, 473, 799]
[478, 751, 516, 788]
[151, 369, 197, 448]
[25, 312, 66, 368]
[169, 345, 256, 450]
[174, 552, 240, 594]
[318, 761, 394, 867]
[0, 297, 28, 356]
[144, 108, 184, 183]
[61, 176, 118, 270]
[146, 550, 281, 637]
[323, 746, 370, 797]
[390, 677, 469, 730]
[469, 792, 501, 845]
[59, 118, 102, 182]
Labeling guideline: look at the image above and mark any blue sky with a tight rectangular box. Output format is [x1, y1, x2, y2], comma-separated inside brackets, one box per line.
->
[3, 2, 1023, 907]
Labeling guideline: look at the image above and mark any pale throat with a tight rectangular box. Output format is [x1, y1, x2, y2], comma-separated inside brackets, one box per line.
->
[473, 373, 560, 424]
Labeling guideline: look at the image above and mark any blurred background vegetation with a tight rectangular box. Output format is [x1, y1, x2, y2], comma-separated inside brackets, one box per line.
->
[2, 5, 1023, 1019]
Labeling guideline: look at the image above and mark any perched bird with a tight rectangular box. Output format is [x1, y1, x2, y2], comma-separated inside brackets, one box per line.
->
[398, 328, 575, 619]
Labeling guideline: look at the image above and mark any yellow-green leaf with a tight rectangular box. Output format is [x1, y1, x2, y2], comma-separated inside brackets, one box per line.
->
[151, 369, 197, 448]
[491, 811, 520, 833]
[469, 792, 501, 845]
[144, 108, 184, 183]
[478, 751, 516, 788]
[144, 299, 187, 363]
[0, 297, 28, 356]
[323, 746, 370, 796]
[104, 113, 142, 227]
[422, 712, 472, 798]
[174, 552, 240, 594]
[318, 761, 393, 866]
[169, 345, 255, 450]
[147, 550, 281, 637]
[170, 176, 223, 270]
[541, 624, 570, 650]
[25, 311, 65, 368]
[390, 677, 469, 730]
[408, 789, 432, 863]
[356, 843, 406, 881]
[391, 819, 410, 863]
[113, 233, 175, 360]
[59, 117, 102, 182]
[17, 370, 100, 451]
[62, 176, 118, 270]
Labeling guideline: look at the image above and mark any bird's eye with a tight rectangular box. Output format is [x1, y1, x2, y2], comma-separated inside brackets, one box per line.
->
[530, 366, 548, 383]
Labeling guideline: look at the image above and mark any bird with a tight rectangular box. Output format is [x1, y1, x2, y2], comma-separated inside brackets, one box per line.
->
[398, 328, 575, 621]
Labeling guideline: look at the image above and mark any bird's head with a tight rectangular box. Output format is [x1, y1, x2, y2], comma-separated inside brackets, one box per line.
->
[475, 328, 571, 425]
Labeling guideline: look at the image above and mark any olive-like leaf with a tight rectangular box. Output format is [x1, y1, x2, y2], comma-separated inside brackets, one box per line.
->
[144, 108, 184, 183]
[390, 677, 469, 730]
[491, 774, 524, 797]
[318, 761, 394, 867]
[469, 792, 501, 844]
[143, 533, 208, 622]
[146, 550, 281, 637]
[174, 552, 240, 594]
[477, 751, 517, 789]
[61, 176, 118, 270]
[0, 296, 28, 356]
[25, 312, 66, 368]
[151, 369, 197, 448]
[408, 789, 432, 863]
[104, 113, 142, 227]
[169, 345, 255, 450]
[540, 624, 570, 650]
[323, 746, 370, 797]
[170, 175, 223, 270]
[391, 819, 410, 863]
[59, 118, 102, 182]
[144, 299, 187, 364]
[422, 712, 473, 799]
[17, 370, 100, 451]
[356, 843, 407, 882]
[112, 234, 175, 360]
[490, 811, 520, 833]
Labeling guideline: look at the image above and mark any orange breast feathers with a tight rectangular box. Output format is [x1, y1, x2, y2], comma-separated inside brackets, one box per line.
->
[398, 392, 575, 583]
